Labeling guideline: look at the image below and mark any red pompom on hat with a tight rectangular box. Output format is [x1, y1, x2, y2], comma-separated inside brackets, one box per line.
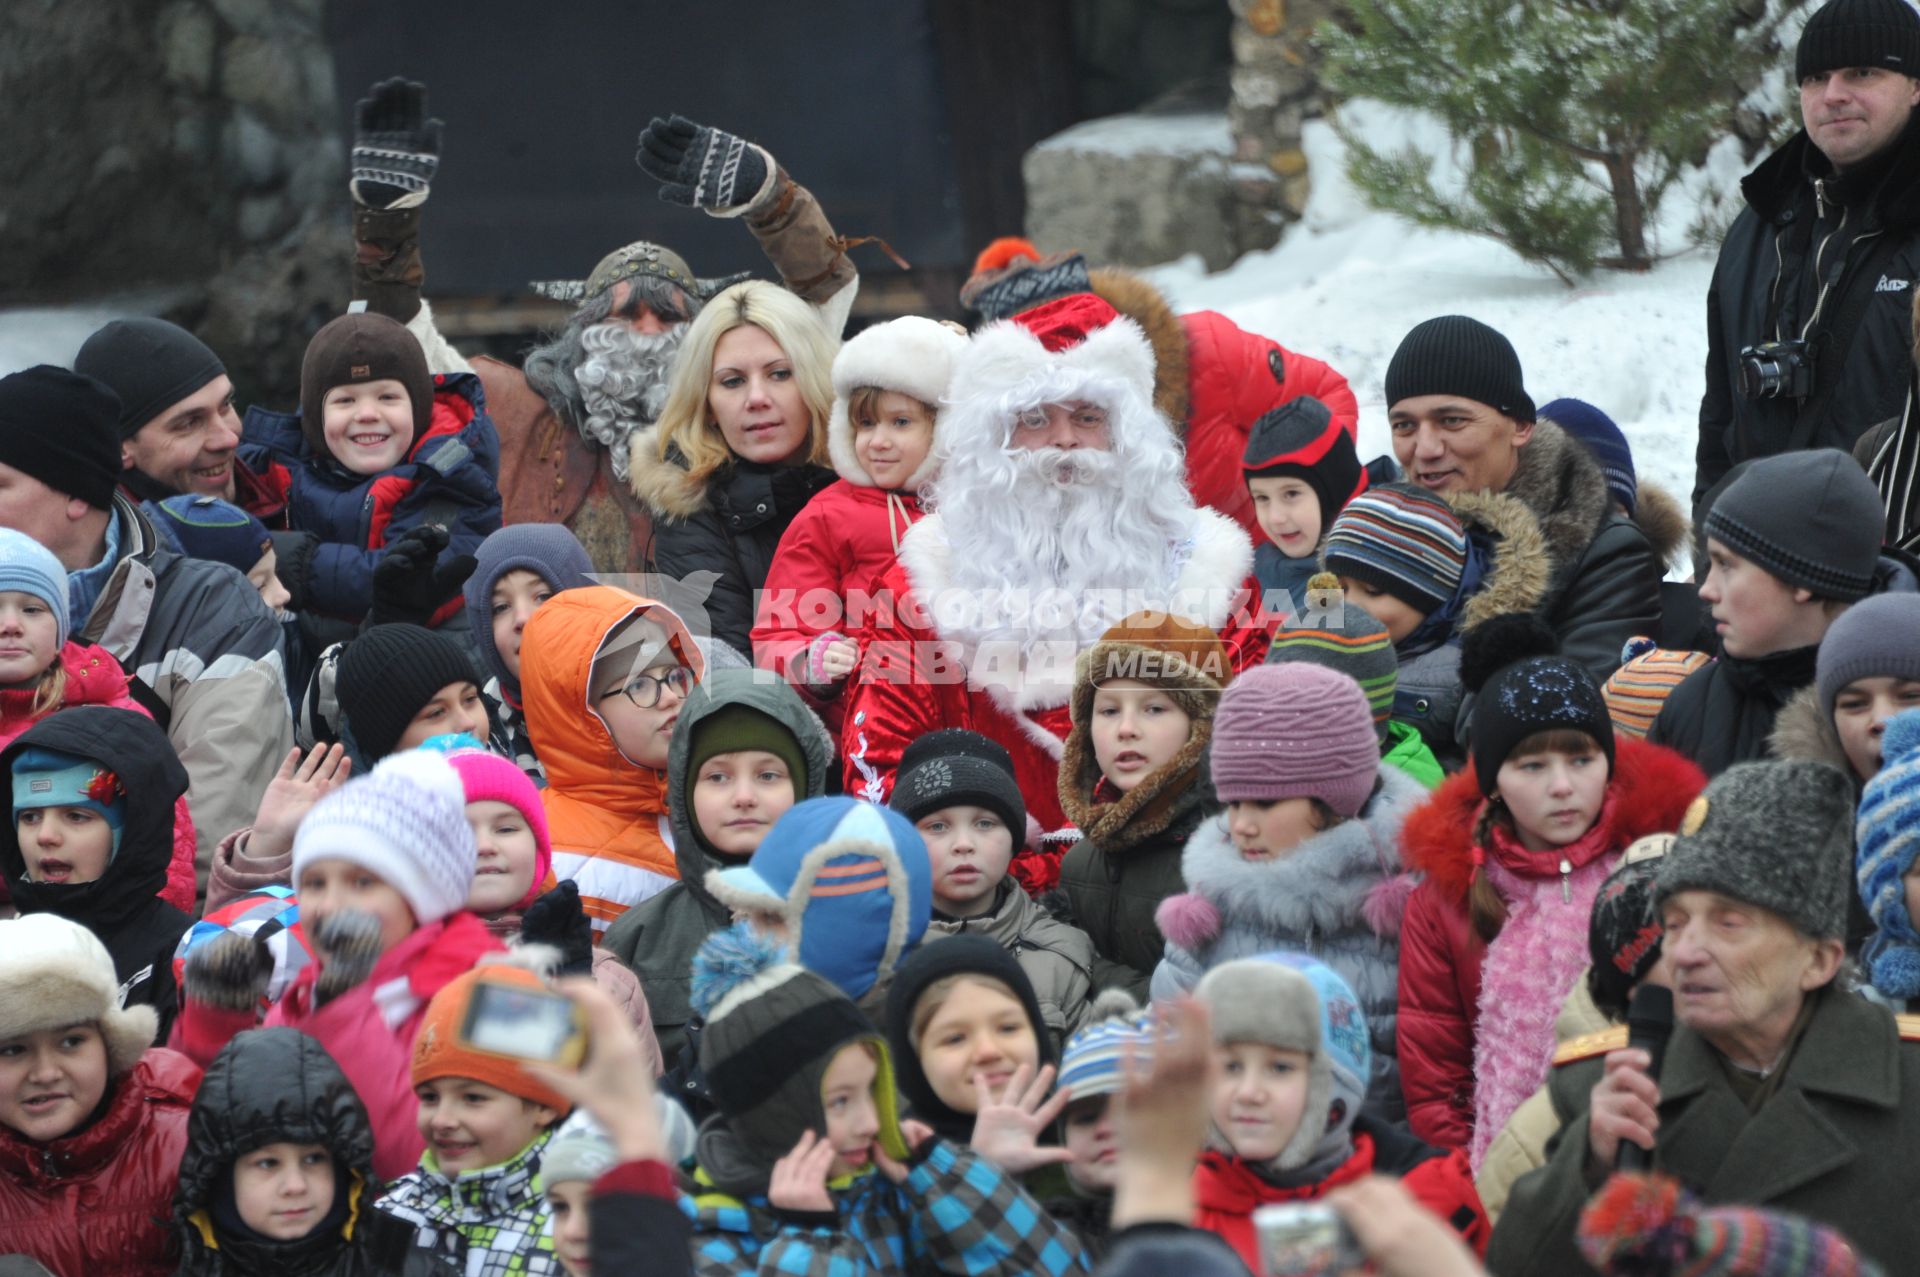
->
[1012, 292, 1123, 354]
[971, 236, 1043, 276]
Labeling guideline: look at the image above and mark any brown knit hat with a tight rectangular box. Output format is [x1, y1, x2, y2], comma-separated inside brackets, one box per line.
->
[299, 313, 433, 456]
[1060, 612, 1229, 847]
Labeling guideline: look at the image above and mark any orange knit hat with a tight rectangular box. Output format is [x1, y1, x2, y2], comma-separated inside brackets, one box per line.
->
[411, 964, 574, 1115]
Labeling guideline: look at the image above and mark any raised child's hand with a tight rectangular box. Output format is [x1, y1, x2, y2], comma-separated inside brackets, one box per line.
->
[967, 1063, 1073, 1175]
[250, 744, 352, 861]
[768, 1130, 837, 1214]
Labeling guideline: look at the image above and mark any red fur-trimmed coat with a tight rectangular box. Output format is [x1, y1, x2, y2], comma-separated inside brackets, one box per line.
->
[1394, 737, 1704, 1150]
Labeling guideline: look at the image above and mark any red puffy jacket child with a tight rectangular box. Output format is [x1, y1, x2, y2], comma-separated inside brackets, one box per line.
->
[1396, 624, 1702, 1169]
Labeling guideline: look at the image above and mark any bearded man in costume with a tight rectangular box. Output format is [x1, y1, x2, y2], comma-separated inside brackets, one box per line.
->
[843, 291, 1275, 888]
[347, 80, 860, 572]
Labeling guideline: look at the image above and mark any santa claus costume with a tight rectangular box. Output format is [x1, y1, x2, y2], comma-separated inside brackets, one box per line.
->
[841, 291, 1272, 892]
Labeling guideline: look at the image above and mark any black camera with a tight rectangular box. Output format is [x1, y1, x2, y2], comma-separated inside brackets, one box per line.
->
[1738, 339, 1812, 400]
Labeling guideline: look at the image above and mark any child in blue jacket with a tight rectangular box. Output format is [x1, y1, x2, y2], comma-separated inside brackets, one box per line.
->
[239, 312, 500, 636]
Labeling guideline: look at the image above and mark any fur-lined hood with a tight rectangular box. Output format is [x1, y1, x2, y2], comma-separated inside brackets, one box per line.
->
[1161, 764, 1426, 948]
[1446, 488, 1555, 631]
[1399, 736, 1706, 906]
[1768, 683, 1854, 775]
[1506, 421, 1691, 579]
[1088, 266, 1191, 429]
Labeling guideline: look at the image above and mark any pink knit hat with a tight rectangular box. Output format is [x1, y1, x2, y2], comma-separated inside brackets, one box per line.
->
[447, 750, 552, 911]
[1210, 664, 1379, 817]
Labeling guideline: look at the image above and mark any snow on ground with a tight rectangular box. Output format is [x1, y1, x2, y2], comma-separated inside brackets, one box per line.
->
[1146, 100, 1733, 553]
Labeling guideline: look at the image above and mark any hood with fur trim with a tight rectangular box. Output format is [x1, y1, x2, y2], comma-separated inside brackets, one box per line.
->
[1506, 420, 1690, 583]
[1769, 683, 1856, 778]
[1446, 488, 1555, 631]
[827, 316, 968, 489]
[1087, 266, 1191, 429]
[1398, 736, 1706, 905]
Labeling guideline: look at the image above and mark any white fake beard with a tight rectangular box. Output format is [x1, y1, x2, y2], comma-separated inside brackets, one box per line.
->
[922, 442, 1199, 678]
[574, 322, 686, 481]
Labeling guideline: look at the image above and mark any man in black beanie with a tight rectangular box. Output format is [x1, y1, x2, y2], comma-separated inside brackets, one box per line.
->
[1383, 315, 1677, 682]
[1695, 0, 1920, 506]
[0, 365, 292, 895]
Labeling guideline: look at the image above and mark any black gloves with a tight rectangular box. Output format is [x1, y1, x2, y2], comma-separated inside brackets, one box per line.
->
[367, 524, 476, 629]
[519, 881, 594, 977]
[352, 77, 443, 209]
[636, 114, 769, 212]
[268, 529, 319, 615]
[183, 929, 273, 1013]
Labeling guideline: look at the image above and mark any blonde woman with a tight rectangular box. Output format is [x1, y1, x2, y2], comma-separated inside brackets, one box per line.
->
[636, 280, 839, 653]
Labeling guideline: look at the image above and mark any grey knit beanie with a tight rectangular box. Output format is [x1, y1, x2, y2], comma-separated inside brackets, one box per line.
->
[1656, 760, 1857, 940]
[1815, 593, 1920, 720]
[1704, 450, 1884, 602]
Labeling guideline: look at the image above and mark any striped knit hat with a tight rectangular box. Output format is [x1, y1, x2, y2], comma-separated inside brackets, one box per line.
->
[1265, 573, 1396, 732]
[1603, 640, 1712, 740]
[1542, 398, 1636, 515]
[1704, 449, 1883, 602]
[1855, 708, 1920, 998]
[1057, 990, 1153, 1102]
[1577, 1172, 1882, 1277]
[1321, 482, 1469, 616]
[1211, 663, 1380, 817]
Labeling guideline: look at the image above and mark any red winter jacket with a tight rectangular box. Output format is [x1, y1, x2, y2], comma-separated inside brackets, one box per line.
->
[1394, 738, 1705, 1148]
[0, 641, 197, 914]
[1192, 1123, 1488, 1272]
[1179, 310, 1360, 537]
[751, 478, 924, 737]
[0, 1048, 202, 1277]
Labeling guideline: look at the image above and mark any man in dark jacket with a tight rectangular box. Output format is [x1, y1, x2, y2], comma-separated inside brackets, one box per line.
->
[0, 366, 292, 885]
[1487, 760, 1920, 1275]
[1694, 0, 1920, 504]
[1649, 449, 1906, 775]
[1385, 316, 1672, 681]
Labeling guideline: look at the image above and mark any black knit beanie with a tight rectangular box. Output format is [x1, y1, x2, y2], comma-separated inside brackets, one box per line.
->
[1464, 616, 1617, 798]
[1797, 0, 1920, 80]
[337, 623, 482, 763]
[73, 318, 226, 440]
[0, 366, 125, 510]
[1242, 396, 1365, 527]
[1384, 316, 1535, 422]
[884, 933, 1057, 1140]
[299, 313, 433, 456]
[888, 729, 1027, 839]
[1586, 848, 1668, 1019]
[1704, 449, 1884, 602]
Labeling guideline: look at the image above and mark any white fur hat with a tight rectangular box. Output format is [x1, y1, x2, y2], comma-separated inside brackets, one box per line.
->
[827, 316, 969, 489]
[0, 914, 157, 1075]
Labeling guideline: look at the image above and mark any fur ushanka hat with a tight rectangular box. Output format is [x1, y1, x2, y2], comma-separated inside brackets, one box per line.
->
[0, 913, 157, 1075]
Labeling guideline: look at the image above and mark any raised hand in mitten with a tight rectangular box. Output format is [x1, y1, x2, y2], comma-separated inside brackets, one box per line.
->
[311, 909, 385, 1005]
[184, 929, 273, 1014]
[367, 524, 476, 629]
[352, 77, 443, 209]
[635, 114, 769, 211]
[519, 881, 594, 976]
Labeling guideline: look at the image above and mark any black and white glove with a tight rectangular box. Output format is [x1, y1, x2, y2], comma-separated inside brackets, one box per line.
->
[635, 114, 769, 212]
[367, 524, 476, 629]
[184, 929, 273, 1013]
[352, 77, 442, 209]
[311, 910, 385, 1006]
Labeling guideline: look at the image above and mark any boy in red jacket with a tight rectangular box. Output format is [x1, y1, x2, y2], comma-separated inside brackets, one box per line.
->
[1190, 952, 1488, 1270]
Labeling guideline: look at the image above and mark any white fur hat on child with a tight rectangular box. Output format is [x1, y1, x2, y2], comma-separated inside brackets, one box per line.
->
[0, 914, 157, 1075]
[827, 316, 969, 490]
[291, 749, 477, 926]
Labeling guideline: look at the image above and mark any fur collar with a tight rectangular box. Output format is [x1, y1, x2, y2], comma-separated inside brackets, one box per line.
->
[1089, 266, 1191, 428]
[1503, 420, 1611, 577]
[1447, 488, 1553, 630]
[1398, 736, 1706, 906]
[895, 504, 1253, 715]
[630, 445, 707, 521]
[1174, 766, 1424, 941]
[1059, 723, 1213, 853]
[1768, 683, 1854, 774]
[1633, 482, 1691, 573]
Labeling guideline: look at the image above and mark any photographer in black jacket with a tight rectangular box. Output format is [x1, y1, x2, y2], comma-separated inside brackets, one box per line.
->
[1696, 0, 1920, 504]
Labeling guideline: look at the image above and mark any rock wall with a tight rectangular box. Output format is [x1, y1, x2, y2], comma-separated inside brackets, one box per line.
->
[0, 0, 347, 401]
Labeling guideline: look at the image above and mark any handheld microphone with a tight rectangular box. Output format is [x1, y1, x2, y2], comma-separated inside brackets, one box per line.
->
[1615, 983, 1673, 1172]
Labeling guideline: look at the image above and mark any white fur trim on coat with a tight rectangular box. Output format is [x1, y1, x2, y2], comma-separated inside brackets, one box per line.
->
[827, 316, 968, 489]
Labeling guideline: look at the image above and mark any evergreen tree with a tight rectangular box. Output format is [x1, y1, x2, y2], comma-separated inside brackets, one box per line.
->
[1321, 0, 1803, 282]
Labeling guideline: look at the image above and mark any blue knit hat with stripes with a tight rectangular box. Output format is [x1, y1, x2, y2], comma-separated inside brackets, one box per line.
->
[1857, 709, 1920, 997]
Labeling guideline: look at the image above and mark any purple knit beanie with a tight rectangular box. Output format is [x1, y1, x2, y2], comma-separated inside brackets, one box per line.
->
[1210, 664, 1380, 817]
